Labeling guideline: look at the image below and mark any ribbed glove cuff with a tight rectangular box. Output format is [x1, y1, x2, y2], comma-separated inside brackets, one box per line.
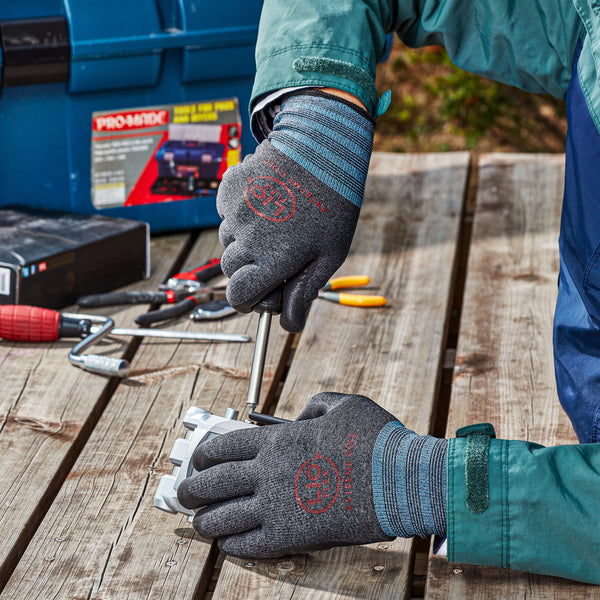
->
[268, 91, 374, 208]
[372, 421, 448, 538]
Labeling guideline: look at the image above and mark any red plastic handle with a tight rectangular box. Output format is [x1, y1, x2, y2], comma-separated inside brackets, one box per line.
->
[173, 258, 221, 282]
[0, 305, 60, 342]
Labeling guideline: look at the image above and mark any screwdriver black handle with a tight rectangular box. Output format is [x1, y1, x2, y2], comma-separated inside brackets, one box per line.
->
[77, 290, 181, 308]
[134, 297, 197, 327]
[254, 288, 283, 315]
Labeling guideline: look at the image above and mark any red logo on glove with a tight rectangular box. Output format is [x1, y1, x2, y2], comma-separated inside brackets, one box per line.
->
[245, 176, 296, 222]
[294, 452, 341, 514]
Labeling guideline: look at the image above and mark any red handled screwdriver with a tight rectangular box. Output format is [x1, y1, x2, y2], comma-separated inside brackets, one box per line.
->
[0, 305, 88, 342]
[0, 305, 250, 343]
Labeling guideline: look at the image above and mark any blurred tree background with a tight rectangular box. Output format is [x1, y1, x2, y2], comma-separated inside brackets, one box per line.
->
[373, 39, 567, 154]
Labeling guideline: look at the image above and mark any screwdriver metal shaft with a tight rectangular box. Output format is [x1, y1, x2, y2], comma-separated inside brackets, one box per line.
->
[246, 310, 272, 413]
[89, 325, 251, 343]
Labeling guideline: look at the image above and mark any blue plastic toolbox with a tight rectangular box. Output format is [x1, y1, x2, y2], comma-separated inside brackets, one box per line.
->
[0, 1, 262, 232]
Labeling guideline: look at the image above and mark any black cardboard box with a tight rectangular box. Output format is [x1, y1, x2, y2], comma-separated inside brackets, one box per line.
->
[0, 206, 149, 308]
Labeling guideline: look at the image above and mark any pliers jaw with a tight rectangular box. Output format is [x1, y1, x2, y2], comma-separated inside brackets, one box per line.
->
[159, 258, 222, 293]
[159, 278, 204, 293]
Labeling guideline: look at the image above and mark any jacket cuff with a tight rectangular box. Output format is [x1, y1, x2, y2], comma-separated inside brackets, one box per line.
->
[252, 46, 378, 116]
[448, 427, 600, 584]
[447, 427, 508, 569]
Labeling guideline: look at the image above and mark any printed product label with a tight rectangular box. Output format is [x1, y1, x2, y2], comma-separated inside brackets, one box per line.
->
[294, 452, 341, 514]
[91, 99, 242, 209]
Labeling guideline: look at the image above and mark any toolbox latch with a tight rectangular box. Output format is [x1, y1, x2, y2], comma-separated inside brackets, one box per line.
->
[0, 17, 70, 87]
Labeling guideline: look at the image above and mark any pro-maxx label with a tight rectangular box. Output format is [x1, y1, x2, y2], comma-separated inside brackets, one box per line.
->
[91, 98, 242, 209]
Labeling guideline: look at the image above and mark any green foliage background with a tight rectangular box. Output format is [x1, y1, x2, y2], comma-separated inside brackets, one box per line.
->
[374, 41, 567, 154]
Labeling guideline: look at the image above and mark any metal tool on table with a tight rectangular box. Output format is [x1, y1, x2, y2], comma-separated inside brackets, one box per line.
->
[318, 275, 388, 307]
[154, 406, 256, 518]
[159, 258, 222, 292]
[134, 287, 228, 326]
[0, 305, 251, 378]
[77, 258, 228, 326]
[153, 291, 290, 519]
[77, 259, 223, 307]
[137, 258, 227, 326]
[189, 298, 236, 321]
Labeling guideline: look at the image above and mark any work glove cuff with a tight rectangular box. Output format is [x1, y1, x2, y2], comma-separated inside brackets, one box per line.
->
[269, 90, 375, 210]
[372, 421, 448, 539]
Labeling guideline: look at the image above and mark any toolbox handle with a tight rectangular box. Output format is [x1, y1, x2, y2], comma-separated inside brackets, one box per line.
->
[155, 0, 183, 31]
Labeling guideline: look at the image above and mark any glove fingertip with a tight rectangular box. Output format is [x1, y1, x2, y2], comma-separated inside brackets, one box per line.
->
[279, 308, 306, 334]
[218, 530, 265, 559]
[226, 266, 283, 314]
[225, 287, 253, 314]
[280, 261, 337, 333]
[218, 221, 234, 248]
[191, 441, 222, 472]
[280, 281, 311, 333]
[223, 271, 259, 313]
[177, 477, 198, 510]
[191, 425, 267, 471]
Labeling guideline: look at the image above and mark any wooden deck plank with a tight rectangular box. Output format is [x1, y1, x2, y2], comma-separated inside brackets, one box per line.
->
[0, 232, 191, 590]
[211, 152, 470, 599]
[425, 154, 599, 597]
[0, 230, 293, 599]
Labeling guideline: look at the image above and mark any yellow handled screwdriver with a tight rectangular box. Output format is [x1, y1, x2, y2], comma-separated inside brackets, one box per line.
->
[318, 275, 388, 307]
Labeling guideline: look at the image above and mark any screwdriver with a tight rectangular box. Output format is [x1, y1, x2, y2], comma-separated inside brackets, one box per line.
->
[0, 305, 250, 344]
[246, 292, 290, 426]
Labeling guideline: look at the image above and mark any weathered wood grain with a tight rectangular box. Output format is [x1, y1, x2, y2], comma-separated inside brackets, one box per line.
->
[425, 154, 597, 598]
[0, 230, 292, 599]
[211, 152, 470, 599]
[0, 232, 191, 590]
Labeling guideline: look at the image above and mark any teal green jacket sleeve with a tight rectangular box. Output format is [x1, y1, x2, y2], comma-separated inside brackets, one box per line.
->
[254, 0, 582, 114]
[448, 425, 600, 585]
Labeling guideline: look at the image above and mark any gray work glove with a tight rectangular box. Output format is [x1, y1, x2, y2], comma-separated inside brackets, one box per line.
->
[217, 91, 375, 332]
[177, 393, 448, 558]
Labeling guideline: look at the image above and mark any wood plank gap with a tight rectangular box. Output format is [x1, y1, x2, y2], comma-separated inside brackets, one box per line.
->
[159, 230, 201, 284]
[410, 537, 431, 599]
[431, 155, 477, 439]
[202, 551, 227, 600]
[191, 542, 222, 600]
